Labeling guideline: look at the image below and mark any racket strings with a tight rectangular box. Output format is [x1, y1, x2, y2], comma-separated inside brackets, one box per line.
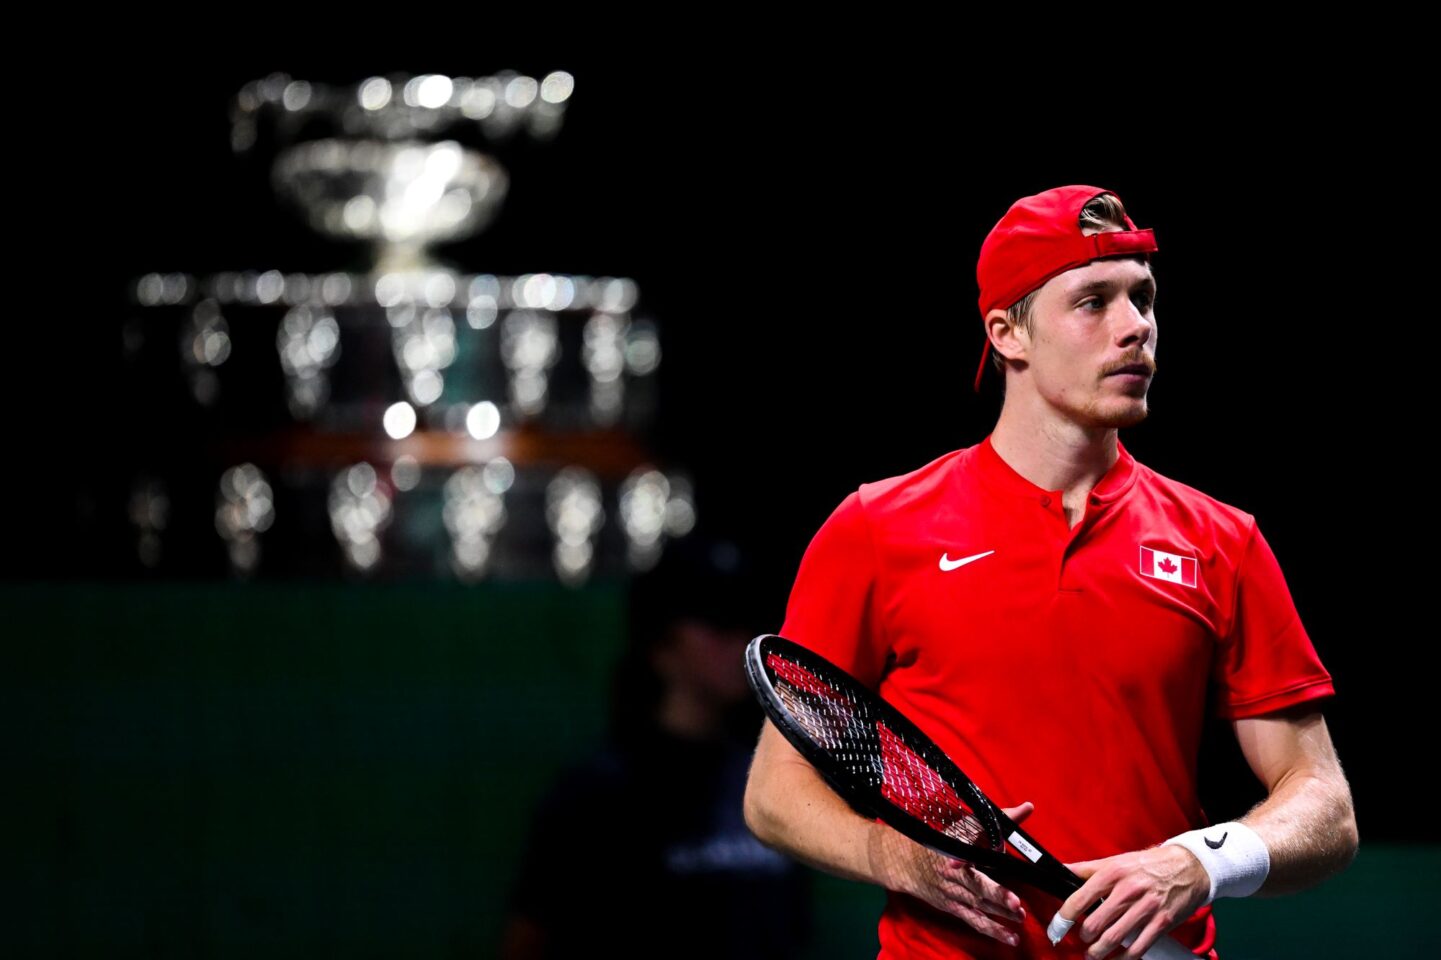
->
[876, 722, 988, 847]
[766, 652, 990, 849]
[770, 654, 884, 783]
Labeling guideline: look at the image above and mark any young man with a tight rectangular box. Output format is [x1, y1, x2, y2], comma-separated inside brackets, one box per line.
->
[742, 185, 1357, 959]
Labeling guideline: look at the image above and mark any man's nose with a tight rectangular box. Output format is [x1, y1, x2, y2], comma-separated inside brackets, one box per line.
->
[1114, 299, 1154, 347]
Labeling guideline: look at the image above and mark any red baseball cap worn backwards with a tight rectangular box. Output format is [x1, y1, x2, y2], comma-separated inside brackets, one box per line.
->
[973, 185, 1158, 393]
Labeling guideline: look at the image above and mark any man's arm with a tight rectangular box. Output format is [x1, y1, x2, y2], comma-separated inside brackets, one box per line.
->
[1226, 706, 1358, 893]
[1051, 706, 1358, 958]
[743, 717, 1032, 948]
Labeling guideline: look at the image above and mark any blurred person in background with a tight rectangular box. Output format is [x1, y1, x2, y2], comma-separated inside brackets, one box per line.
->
[500, 535, 812, 959]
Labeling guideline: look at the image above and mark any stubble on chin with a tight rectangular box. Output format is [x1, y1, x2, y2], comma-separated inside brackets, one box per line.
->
[1085, 373, 1153, 429]
[1081, 398, 1150, 430]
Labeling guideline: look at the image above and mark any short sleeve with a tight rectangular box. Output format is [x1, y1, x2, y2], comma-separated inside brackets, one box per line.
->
[778, 490, 890, 688]
[1212, 522, 1335, 719]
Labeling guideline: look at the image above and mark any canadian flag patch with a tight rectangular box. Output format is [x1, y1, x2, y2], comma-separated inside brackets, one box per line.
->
[1139, 546, 1198, 588]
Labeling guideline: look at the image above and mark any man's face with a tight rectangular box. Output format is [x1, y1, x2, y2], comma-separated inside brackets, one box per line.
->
[1019, 254, 1157, 429]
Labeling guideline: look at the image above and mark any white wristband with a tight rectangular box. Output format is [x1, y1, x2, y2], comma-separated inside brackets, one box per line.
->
[1163, 821, 1270, 905]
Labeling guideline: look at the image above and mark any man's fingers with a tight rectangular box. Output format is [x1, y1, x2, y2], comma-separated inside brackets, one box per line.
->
[1058, 862, 1115, 924]
[924, 858, 1025, 946]
[1001, 800, 1035, 824]
[943, 858, 1014, 901]
[1049, 860, 1119, 946]
[946, 902, 1022, 948]
[941, 860, 1024, 921]
[1120, 911, 1179, 960]
[1083, 898, 1150, 959]
[1077, 888, 1131, 945]
[1045, 912, 1074, 945]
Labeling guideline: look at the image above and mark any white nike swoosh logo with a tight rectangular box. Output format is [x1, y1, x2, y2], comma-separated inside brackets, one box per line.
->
[939, 550, 995, 572]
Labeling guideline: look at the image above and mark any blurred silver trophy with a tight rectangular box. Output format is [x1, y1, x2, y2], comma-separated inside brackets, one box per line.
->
[127, 71, 690, 583]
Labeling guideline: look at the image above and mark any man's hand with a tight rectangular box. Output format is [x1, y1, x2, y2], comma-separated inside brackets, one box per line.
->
[875, 802, 1036, 948]
[1048, 844, 1209, 959]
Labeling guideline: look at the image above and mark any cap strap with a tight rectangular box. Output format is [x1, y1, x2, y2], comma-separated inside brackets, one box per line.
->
[1088, 228, 1158, 258]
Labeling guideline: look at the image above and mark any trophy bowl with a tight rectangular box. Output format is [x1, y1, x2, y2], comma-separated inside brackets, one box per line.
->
[273, 138, 509, 256]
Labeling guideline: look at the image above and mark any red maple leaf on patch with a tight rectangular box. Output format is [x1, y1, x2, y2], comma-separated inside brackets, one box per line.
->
[1158, 558, 1177, 574]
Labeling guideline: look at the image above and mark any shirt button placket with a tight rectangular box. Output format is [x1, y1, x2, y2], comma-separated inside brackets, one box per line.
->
[1039, 494, 1068, 589]
[1055, 492, 1109, 590]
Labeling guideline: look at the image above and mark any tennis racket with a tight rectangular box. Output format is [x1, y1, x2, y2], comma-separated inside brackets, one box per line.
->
[745, 633, 1197, 959]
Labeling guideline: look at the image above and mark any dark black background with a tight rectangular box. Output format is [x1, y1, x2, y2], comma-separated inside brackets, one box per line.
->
[16, 42, 1428, 841]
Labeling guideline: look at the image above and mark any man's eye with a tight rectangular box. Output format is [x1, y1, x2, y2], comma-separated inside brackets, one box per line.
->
[1081, 297, 1103, 310]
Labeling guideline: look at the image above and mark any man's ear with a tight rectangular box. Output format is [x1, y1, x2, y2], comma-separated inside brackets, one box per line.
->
[984, 307, 1029, 364]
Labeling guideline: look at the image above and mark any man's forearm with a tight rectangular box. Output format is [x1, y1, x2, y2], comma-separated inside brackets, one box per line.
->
[1237, 764, 1358, 895]
[745, 719, 1033, 947]
[1233, 710, 1359, 896]
[742, 718, 902, 889]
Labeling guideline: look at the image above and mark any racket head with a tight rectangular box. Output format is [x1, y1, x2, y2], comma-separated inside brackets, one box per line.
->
[745, 635, 1039, 878]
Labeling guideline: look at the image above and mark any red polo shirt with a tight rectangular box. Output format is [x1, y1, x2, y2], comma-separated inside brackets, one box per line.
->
[778, 433, 1334, 959]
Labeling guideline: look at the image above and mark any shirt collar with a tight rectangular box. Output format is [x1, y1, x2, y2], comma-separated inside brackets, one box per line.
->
[973, 432, 1138, 504]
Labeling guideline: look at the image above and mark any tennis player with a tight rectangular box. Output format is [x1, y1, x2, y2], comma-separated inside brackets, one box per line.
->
[742, 185, 1357, 959]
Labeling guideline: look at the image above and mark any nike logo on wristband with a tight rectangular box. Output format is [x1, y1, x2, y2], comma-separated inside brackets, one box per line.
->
[939, 550, 995, 572]
[1205, 832, 1228, 849]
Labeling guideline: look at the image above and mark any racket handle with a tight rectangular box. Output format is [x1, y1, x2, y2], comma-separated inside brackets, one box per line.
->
[1046, 913, 1198, 959]
[1136, 933, 1200, 959]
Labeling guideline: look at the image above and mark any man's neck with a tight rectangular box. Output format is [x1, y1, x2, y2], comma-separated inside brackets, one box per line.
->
[989, 398, 1120, 503]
